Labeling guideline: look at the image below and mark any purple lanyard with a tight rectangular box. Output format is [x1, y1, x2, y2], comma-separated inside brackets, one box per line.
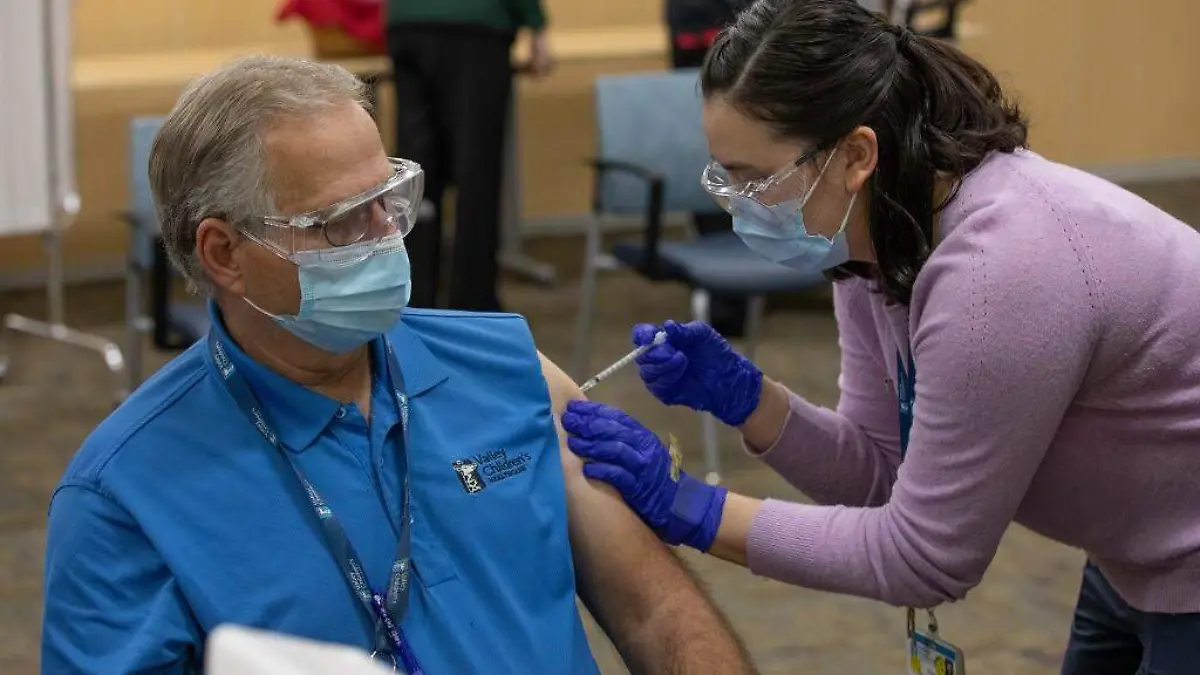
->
[209, 334, 423, 673]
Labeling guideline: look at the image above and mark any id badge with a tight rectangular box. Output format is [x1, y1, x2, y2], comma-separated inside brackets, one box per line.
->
[907, 609, 966, 675]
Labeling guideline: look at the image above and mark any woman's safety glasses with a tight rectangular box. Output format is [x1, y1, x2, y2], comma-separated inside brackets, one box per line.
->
[244, 157, 424, 265]
[700, 145, 825, 212]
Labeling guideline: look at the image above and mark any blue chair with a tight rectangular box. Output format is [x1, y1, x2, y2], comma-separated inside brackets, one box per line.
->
[124, 116, 211, 390]
[573, 70, 828, 483]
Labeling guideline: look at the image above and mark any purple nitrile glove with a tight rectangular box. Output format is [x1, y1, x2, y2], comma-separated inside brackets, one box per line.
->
[632, 320, 764, 427]
[560, 400, 726, 552]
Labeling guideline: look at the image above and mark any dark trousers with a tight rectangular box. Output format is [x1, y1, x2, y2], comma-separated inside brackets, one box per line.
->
[387, 26, 514, 312]
[670, 36, 748, 337]
[1061, 562, 1200, 675]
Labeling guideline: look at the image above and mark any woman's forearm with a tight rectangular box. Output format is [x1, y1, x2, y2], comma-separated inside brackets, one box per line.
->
[706, 492, 764, 567]
[738, 378, 792, 450]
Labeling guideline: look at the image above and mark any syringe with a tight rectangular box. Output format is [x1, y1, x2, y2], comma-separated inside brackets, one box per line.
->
[579, 331, 668, 393]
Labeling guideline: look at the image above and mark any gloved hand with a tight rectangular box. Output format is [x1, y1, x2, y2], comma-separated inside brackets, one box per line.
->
[633, 320, 764, 427]
[561, 400, 726, 552]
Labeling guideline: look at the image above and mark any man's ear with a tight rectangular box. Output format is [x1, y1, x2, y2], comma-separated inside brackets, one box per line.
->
[841, 125, 879, 194]
[195, 217, 246, 295]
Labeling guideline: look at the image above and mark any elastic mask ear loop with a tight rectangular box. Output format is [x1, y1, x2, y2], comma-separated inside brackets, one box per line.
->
[833, 192, 858, 239]
[799, 147, 840, 208]
[242, 294, 286, 321]
[234, 230, 300, 321]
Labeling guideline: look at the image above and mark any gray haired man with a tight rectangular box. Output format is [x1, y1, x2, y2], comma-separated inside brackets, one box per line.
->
[41, 55, 755, 675]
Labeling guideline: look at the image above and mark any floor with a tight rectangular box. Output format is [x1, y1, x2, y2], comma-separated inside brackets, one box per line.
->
[1, 178, 1196, 674]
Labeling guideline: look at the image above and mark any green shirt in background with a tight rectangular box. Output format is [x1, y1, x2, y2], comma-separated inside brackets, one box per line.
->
[387, 0, 546, 32]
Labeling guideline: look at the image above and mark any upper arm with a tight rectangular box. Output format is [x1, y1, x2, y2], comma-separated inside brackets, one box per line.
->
[752, 216, 1099, 607]
[535, 353, 700, 627]
[832, 280, 902, 472]
[43, 484, 201, 675]
[891, 221, 1096, 593]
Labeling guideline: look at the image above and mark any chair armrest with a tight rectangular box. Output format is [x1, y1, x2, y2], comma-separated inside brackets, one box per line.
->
[586, 157, 669, 279]
[586, 158, 665, 184]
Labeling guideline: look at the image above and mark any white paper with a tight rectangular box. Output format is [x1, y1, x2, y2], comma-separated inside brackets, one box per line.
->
[206, 625, 395, 675]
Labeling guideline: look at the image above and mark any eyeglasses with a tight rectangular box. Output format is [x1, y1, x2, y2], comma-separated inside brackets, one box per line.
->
[700, 145, 826, 211]
[246, 158, 425, 262]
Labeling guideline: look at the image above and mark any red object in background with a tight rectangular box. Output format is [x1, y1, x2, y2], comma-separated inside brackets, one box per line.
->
[673, 27, 721, 52]
[277, 0, 385, 53]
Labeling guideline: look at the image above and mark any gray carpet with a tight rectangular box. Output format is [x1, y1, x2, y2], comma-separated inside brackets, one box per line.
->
[1, 178, 1196, 674]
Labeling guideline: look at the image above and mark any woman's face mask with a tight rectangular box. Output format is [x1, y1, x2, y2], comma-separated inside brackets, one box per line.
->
[704, 146, 858, 274]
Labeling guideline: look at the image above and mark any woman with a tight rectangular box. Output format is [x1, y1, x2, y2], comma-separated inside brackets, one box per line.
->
[559, 0, 1200, 672]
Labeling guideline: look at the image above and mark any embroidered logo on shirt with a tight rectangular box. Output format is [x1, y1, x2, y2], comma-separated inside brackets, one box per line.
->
[451, 449, 533, 495]
[452, 460, 487, 494]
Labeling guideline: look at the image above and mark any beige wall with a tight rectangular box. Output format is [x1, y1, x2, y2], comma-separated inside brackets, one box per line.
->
[2, 0, 1198, 277]
[957, 0, 1200, 166]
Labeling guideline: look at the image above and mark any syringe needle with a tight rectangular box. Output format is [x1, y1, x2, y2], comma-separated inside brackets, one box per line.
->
[579, 331, 667, 393]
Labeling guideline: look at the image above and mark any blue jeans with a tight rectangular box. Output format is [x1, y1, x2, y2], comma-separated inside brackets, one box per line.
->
[1061, 562, 1200, 675]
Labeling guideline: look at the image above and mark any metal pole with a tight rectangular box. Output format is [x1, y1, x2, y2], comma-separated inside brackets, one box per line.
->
[0, 0, 128, 404]
[497, 91, 558, 286]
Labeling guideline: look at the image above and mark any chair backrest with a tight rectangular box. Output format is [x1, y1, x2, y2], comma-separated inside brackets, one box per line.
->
[129, 115, 165, 267]
[593, 69, 717, 216]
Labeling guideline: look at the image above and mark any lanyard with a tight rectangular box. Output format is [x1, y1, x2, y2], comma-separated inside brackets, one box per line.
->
[897, 349, 946, 652]
[896, 349, 916, 460]
[208, 334, 423, 674]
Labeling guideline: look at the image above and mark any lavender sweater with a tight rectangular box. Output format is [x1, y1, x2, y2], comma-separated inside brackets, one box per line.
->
[746, 150, 1200, 613]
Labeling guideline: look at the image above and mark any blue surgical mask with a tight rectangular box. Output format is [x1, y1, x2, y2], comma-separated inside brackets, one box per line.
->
[251, 234, 412, 354]
[731, 149, 857, 273]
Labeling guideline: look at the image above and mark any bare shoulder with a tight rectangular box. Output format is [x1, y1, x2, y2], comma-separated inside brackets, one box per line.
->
[535, 351, 587, 475]
[536, 351, 580, 413]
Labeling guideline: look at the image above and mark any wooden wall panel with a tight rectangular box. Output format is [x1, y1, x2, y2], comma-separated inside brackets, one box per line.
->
[958, 0, 1200, 165]
[2, 0, 1197, 277]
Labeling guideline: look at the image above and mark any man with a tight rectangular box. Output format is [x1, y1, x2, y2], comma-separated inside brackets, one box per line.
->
[41, 56, 754, 674]
[385, 0, 553, 311]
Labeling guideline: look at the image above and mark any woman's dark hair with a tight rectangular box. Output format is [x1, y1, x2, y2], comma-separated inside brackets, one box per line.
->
[701, 0, 1028, 305]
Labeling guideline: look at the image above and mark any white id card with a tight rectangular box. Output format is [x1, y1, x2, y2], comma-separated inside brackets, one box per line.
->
[907, 630, 966, 675]
[906, 609, 965, 675]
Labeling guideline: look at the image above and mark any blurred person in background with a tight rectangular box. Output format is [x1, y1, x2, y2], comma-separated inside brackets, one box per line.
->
[666, 0, 752, 337]
[386, 0, 553, 312]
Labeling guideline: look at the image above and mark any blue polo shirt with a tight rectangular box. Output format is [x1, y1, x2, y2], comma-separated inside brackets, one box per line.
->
[42, 306, 600, 674]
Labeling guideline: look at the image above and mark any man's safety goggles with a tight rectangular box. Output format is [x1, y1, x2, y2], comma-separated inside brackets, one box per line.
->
[244, 157, 424, 264]
[700, 145, 827, 211]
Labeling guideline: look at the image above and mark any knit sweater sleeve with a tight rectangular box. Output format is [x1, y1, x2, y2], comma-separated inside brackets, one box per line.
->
[745, 186, 1101, 607]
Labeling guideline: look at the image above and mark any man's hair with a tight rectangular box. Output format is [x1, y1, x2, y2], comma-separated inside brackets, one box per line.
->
[149, 55, 371, 293]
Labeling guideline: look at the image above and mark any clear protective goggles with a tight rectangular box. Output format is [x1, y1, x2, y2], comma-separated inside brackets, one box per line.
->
[701, 145, 831, 211]
[242, 157, 424, 265]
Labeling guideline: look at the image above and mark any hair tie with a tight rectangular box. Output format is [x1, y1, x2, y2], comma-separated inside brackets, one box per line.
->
[894, 26, 916, 50]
